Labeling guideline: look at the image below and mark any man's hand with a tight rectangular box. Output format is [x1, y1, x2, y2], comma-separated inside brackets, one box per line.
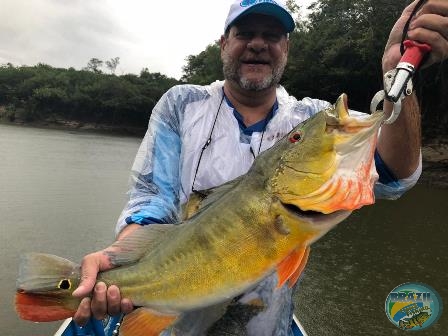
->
[377, 0, 448, 179]
[384, 0, 448, 73]
[72, 224, 140, 326]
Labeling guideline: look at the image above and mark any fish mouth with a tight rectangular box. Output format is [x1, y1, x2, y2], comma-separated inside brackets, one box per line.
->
[325, 93, 385, 137]
[325, 111, 384, 138]
[280, 201, 351, 226]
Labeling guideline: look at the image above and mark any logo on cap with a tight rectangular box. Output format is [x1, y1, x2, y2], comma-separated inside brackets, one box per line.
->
[240, 0, 278, 8]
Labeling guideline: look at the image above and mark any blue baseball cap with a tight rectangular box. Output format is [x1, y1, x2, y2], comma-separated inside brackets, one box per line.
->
[224, 0, 295, 33]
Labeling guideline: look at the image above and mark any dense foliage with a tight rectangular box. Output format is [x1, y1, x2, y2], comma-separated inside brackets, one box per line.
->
[1, 0, 446, 136]
[182, 42, 223, 84]
[0, 63, 179, 131]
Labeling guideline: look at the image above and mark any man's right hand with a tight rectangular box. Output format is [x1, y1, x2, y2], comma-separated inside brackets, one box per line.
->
[72, 224, 141, 325]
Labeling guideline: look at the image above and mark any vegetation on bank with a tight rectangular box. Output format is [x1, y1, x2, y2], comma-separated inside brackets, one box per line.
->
[1, 0, 447, 138]
[0, 64, 179, 134]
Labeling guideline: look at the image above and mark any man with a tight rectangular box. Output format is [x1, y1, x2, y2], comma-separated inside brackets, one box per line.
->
[72, 0, 448, 334]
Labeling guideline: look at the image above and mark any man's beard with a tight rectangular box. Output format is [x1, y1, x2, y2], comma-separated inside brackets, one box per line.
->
[222, 52, 286, 91]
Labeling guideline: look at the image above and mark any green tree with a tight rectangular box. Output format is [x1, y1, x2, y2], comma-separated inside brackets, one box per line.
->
[105, 57, 120, 74]
[283, 0, 408, 111]
[0, 63, 181, 129]
[85, 58, 104, 74]
[181, 42, 223, 84]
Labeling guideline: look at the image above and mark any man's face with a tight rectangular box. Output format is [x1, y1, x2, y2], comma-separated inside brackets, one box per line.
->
[221, 14, 289, 91]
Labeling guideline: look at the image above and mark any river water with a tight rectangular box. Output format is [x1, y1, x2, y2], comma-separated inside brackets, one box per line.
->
[0, 124, 141, 335]
[0, 124, 446, 335]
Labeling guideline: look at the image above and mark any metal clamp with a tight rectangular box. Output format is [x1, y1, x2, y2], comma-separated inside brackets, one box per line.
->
[370, 69, 413, 124]
[370, 39, 431, 124]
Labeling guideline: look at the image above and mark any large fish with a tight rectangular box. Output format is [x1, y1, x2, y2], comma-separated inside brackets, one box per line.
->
[16, 94, 384, 336]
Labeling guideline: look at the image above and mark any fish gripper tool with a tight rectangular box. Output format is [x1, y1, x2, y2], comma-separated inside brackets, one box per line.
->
[370, 40, 431, 124]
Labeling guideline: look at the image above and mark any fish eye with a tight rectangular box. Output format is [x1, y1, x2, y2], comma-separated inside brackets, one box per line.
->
[289, 132, 302, 143]
[58, 279, 71, 290]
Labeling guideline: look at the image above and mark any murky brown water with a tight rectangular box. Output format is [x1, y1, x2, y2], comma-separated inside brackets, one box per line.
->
[0, 124, 141, 335]
[1, 124, 446, 335]
[294, 185, 448, 335]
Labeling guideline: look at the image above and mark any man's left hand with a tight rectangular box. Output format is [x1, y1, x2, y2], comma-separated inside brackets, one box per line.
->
[383, 0, 448, 73]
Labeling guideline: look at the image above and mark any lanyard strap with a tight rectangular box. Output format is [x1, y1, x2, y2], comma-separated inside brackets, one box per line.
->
[191, 94, 225, 194]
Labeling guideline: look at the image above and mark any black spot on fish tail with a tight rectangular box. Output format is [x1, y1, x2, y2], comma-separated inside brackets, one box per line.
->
[58, 279, 71, 290]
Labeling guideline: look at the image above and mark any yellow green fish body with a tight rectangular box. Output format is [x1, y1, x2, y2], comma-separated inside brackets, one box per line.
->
[16, 94, 385, 335]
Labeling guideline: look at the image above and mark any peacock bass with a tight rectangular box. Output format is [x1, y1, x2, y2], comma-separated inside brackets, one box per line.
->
[16, 94, 385, 336]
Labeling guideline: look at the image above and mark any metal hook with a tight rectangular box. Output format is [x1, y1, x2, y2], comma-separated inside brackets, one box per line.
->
[370, 89, 402, 124]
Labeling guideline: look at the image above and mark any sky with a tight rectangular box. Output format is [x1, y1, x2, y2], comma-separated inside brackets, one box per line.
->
[0, 0, 314, 80]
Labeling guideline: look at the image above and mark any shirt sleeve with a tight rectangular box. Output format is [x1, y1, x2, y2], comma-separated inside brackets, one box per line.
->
[115, 87, 182, 235]
[373, 149, 422, 200]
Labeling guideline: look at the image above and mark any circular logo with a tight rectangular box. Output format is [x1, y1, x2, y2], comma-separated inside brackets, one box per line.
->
[385, 282, 443, 331]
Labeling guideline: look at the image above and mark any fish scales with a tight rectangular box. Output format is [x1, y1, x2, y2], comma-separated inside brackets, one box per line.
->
[102, 187, 293, 310]
[15, 94, 385, 335]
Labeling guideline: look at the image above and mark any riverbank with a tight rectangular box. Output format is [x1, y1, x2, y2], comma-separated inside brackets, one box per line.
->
[1, 119, 447, 188]
[0, 118, 146, 137]
[420, 138, 448, 188]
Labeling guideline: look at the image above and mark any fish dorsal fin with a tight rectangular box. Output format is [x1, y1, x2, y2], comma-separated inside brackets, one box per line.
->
[276, 246, 310, 288]
[107, 224, 178, 266]
[183, 176, 244, 220]
[120, 307, 178, 336]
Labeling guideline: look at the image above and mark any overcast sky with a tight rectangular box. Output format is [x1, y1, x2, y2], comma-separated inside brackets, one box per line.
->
[0, 0, 313, 79]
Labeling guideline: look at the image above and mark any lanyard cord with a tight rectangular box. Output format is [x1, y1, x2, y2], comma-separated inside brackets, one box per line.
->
[190, 93, 271, 193]
[191, 94, 225, 194]
[400, 0, 428, 55]
[250, 117, 268, 159]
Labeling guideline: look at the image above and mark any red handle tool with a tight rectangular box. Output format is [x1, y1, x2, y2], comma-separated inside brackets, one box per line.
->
[386, 40, 432, 102]
[400, 40, 432, 66]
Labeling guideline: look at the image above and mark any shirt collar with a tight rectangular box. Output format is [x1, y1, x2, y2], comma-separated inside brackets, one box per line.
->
[224, 93, 278, 135]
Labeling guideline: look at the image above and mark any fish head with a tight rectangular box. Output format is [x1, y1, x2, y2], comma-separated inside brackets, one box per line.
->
[259, 94, 384, 242]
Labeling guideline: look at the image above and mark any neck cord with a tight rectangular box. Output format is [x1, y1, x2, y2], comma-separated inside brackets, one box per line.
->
[250, 116, 268, 159]
[400, 0, 428, 55]
[191, 93, 271, 193]
[191, 93, 225, 194]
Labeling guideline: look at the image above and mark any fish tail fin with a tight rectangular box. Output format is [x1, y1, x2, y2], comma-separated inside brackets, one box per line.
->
[120, 308, 178, 336]
[15, 292, 78, 322]
[15, 253, 81, 322]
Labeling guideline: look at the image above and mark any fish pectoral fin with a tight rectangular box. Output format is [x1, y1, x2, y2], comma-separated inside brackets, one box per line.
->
[120, 308, 178, 336]
[287, 246, 310, 287]
[276, 246, 310, 288]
